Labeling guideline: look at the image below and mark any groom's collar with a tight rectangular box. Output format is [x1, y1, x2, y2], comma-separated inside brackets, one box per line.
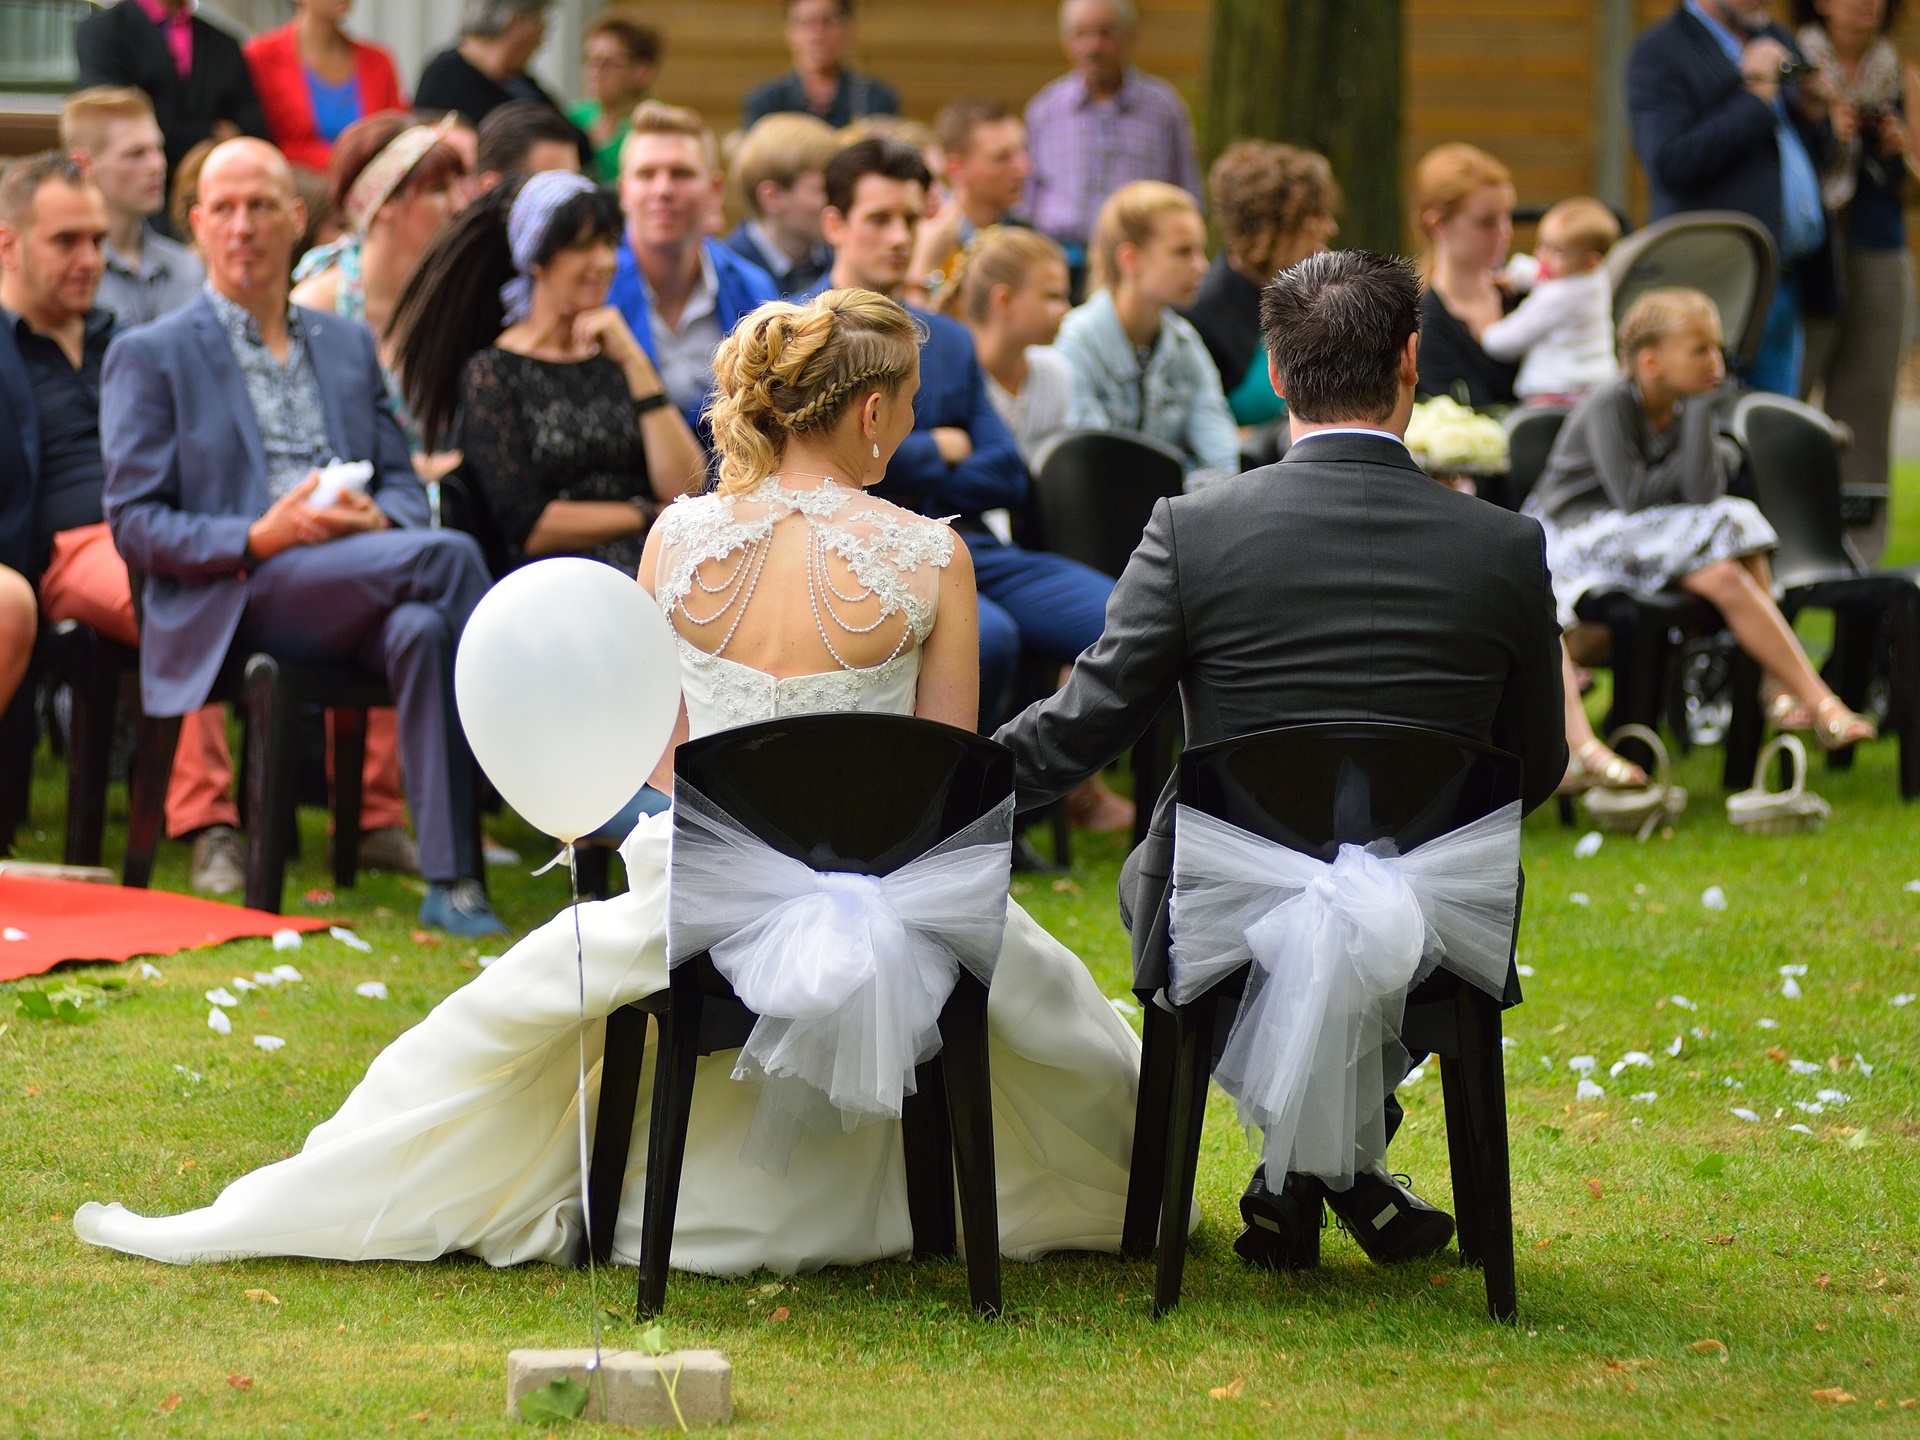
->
[1280, 427, 1424, 473]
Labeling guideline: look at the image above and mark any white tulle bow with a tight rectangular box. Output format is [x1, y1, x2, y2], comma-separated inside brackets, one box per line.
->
[1168, 801, 1522, 1188]
[667, 783, 1014, 1169]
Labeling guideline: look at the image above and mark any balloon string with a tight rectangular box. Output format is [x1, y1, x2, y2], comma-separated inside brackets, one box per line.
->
[565, 841, 607, 1419]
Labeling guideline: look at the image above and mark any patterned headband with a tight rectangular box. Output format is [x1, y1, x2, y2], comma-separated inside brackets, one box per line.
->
[342, 115, 457, 233]
[499, 170, 600, 324]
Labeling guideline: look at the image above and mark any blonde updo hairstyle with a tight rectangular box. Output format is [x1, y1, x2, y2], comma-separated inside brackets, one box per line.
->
[708, 289, 924, 495]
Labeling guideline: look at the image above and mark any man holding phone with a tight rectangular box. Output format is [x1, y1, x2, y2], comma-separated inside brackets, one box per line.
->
[101, 139, 502, 934]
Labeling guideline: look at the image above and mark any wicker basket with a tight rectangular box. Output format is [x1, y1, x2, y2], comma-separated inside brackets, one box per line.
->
[1582, 725, 1688, 841]
[1726, 734, 1831, 835]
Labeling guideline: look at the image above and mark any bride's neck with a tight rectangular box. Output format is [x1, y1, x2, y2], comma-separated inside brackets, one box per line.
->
[771, 438, 870, 490]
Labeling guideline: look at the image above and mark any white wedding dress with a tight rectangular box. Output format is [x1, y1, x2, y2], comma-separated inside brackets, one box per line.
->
[75, 479, 1143, 1275]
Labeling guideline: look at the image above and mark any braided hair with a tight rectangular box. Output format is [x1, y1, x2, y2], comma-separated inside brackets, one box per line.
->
[706, 289, 923, 495]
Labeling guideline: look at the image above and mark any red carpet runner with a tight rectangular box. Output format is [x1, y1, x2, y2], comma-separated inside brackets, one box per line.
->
[0, 876, 329, 981]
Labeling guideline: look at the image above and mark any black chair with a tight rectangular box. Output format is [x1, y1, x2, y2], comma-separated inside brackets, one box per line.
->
[1496, 405, 1570, 513]
[41, 620, 138, 866]
[1123, 722, 1524, 1322]
[1029, 429, 1188, 849]
[586, 713, 1012, 1319]
[1730, 392, 1918, 797]
[1606, 211, 1777, 372]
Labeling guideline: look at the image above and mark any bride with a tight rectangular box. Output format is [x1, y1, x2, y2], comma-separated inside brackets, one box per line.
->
[76, 289, 1144, 1275]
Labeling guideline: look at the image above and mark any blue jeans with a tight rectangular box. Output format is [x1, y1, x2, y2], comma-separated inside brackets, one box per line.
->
[1741, 270, 1803, 397]
[967, 536, 1114, 726]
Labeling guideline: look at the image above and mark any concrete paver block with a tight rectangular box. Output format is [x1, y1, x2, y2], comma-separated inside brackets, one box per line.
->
[507, 1347, 732, 1428]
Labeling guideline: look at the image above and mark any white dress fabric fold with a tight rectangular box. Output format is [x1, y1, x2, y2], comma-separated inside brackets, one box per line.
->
[1168, 801, 1522, 1189]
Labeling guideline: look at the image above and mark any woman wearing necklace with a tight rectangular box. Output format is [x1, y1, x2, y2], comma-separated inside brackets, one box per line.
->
[244, 0, 407, 174]
[392, 171, 707, 577]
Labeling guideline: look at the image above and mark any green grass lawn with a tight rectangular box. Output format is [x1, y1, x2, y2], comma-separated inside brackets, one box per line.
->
[2, 473, 1918, 1437]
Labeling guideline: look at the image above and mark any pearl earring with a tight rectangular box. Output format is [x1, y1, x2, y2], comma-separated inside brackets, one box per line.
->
[871, 441, 880, 459]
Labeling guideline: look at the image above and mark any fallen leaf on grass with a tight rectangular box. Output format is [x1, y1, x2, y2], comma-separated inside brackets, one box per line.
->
[1586, 1178, 1603, 1199]
[1846, 1128, 1873, 1150]
[769, 1306, 790, 1322]
[517, 1377, 587, 1423]
[1428, 1274, 1447, 1286]
[1899, 1398, 1917, 1409]
[243, 1289, 279, 1305]
[303, 889, 334, 905]
[1707, 1234, 1735, 1245]
[1208, 1377, 1246, 1400]
[226, 1375, 253, 1390]
[409, 930, 441, 948]
[157, 1392, 181, 1413]
[1765, 1046, 1790, 1062]
[1811, 1388, 1855, 1403]
[411, 1411, 430, 1422]
[1694, 1153, 1726, 1178]
[1533, 1238, 1552, 1250]
[1688, 1338, 1728, 1358]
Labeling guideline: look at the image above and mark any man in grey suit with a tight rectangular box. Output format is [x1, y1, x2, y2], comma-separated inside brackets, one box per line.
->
[101, 139, 502, 935]
[997, 250, 1565, 1269]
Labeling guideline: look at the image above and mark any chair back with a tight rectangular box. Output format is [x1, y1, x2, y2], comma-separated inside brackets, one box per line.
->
[673, 712, 1014, 876]
[1178, 721, 1522, 864]
[1728, 391, 1860, 590]
[1500, 405, 1570, 511]
[1605, 211, 1777, 370]
[1029, 428, 1187, 577]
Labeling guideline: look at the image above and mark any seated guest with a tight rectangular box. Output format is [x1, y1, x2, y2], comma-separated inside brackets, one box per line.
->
[1054, 181, 1239, 486]
[61, 88, 206, 330]
[723, 113, 838, 300]
[76, 0, 266, 189]
[1480, 196, 1621, 404]
[998, 250, 1566, 1271]
[568, 12, 661, 183]
[474, 101, 585, 194]
[911, 98, 1032, 302]
[814, 139, 1118, 772]
[1184, 139, 1338, 428]
[1412, 143, 1521, 408]
[609, 103, 779, 437]
[243, 0, 407, 175]
[416, 0, 590, 167]
[1024, 0, 1202, 284]
[1528, 288, 1875, 749]
[741, 0, 900, 130]
[100, 139, 504, 932]
[393, 171, 704, 575]
[938, 226, 1075, 465]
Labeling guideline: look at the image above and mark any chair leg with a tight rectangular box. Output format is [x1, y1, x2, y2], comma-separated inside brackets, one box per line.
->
[574, 845, 612, 901]
[939, 972, 1002, 1317]
[1153, 993, 1214, 1319]
[243, 657, 296, 914]
[1438, 1051, 1483, 1269]
[902, 1058, 956, 1260]
[1888, 592, 1920, 801]
[1821, 608, 1875, 773]
[636, 969, 703, 1319]
[1554, 794, 1575, 828]
[123, 714, 182, 889]
[63, 637, 117, 867]
[0, 686, 35, 855]
[1122, 995, 1176, 1258]
[1605, 608, 1670, 744]
[1131, 703, 1180, 852]
[1722, 650, 1765, 793]
[1048, 800, 1072, 870]
[330, 706, 367, 888]
[1454, 988, 1516, 1323]
[586, 1002, 652, 1265]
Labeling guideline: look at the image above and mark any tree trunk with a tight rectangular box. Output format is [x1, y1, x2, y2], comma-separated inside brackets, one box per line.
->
[1203, 0, 1404, 256]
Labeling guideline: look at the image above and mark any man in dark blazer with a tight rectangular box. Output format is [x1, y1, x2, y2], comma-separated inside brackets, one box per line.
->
[997, 250, 1566, 1271]
[100, 140, 500, 936]
[75, 0, 265, 187]
[1626, 0, 1836, 395]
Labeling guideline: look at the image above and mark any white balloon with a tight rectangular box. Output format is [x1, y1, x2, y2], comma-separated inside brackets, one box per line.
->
[455, 558, 682, 843]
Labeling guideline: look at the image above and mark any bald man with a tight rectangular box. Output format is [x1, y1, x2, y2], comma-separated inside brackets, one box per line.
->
[99, 139, 503, 934]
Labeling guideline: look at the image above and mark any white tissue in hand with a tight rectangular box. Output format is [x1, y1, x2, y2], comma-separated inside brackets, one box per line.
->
[207, 1007, 232, 1035]
[354, 981, 388, 1000]
[306, 459, 372, 509]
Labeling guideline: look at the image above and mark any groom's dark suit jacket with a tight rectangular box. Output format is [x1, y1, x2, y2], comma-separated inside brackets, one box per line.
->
[995, 430, 1566, 991]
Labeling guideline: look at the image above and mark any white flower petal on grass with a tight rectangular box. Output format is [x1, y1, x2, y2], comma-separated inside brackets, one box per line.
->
[1793, 1100, 1825, 1115]
[354, 981, 389, 1000]
[1691, 1024, 1711, 1039]
[1779, 964, 1809, 976]
[204, 987, 239, 1008]
[1623, 1051, 1654, 1067]
[1905, 880, 1920, 894]
[1700, 886, 1728, 911]
[1516, 964, 1536, 977]
[330, 926, 372, 953]
[251, 970, 280, 986]
[271, 929, 302, 951]
[1780, 978, 1802, 1000]
[1574, 831, 1603, 858]
[1667, 1036, 1685, 1057]
[1576, 1078, 1605, 1100]
[478, 955, 500, 968]
[1569, 892, 1591, 906]
[1108, 997, 1139, 1017]
[1757, 1018, 1780, 1029]
[1631, 1091, 1658, 1103]
[252, 1035, 285, 1052]
[138, 963, 163, 979]
[1722, 1077, 1743, 1089]
[2, 927, 27, 941]
[232, 977, 259, 993]
[1500, 1036, 1517, 1051]
[1787, 1058, 1824, 1076]
[1892, 993, 1916, 1007]
[1569, 1055, 1598, 1075]
[1610, 1060, 1627, 1078]
[271, 964, 303, 983]
[1787, 1123, 1815, 1135]
[207, 1008, 232, 1035]
[1670, 995, 1698, 1011]
[1731, 1107, 1760, 1122]
[1854, 1054, 1874, 1077]
[1815, 1089, 1850, 1106]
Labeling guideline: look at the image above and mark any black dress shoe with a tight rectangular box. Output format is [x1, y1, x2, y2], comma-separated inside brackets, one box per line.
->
[1324, 1166, 1455, 1264]
[1233, 1165, 1323, 1271]
[1010, 832, 1065, 875]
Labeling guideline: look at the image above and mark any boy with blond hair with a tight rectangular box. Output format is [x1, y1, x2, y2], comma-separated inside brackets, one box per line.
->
[1482, 196, 1621, 403]
[722, 112, 838, 299]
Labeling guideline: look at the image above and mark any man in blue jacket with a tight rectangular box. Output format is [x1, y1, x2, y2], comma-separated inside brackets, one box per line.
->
[803, 136, 1115, 733]
[1627, 0, 1836, 394]
[608, 102, 777, 442]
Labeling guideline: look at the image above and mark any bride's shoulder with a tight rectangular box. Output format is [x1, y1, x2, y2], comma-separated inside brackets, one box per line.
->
[846, 495, 957, 572]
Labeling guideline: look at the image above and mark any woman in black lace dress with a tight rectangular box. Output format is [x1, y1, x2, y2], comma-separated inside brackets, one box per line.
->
[392, 171, 706, 575]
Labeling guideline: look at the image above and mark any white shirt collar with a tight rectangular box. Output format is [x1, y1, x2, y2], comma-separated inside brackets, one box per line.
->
[1289, 426, 1411, 453]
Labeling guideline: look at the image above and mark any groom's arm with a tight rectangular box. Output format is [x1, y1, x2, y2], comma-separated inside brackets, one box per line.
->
[994, 497, 1189, 813]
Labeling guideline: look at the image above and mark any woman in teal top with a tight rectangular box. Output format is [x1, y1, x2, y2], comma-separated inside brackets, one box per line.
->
[568, 14, 661, 182]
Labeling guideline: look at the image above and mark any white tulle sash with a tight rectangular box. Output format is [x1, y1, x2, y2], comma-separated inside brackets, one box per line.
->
[667, 783, 1014, 1168]
[1168, 801, 1521, 1188]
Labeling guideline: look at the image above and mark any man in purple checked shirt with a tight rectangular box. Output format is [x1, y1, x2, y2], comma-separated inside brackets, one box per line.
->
[1022, 0, 1202, 296]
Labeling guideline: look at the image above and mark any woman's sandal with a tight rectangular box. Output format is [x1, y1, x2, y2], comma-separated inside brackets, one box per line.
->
[1762, 681, 1815, 733]
[1559, 738, 1649, 793]
[1812, 696, 1876, 751]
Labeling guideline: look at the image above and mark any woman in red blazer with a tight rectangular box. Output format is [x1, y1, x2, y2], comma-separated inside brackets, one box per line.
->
[244, 0, 406, 173]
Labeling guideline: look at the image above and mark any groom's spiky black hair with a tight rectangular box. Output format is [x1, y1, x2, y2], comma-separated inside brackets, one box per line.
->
[1261, 251, 1421, 424]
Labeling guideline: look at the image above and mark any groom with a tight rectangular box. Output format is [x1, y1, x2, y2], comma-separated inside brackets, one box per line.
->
[997, 250, 1565, 1269]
